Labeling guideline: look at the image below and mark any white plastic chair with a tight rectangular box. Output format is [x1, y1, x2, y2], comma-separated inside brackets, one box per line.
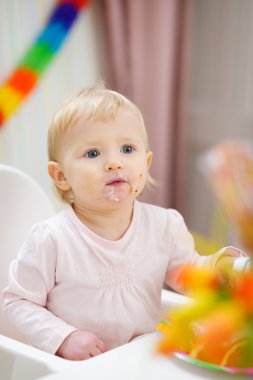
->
[0, 165, 77, 380]
[0, 164, 55, 342]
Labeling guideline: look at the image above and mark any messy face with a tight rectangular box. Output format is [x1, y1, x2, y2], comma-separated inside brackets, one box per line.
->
[55, 108, 152, 211]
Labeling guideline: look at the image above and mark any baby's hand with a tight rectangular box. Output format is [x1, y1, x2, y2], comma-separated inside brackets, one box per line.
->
[215, 255, 236, 284]
[215, 246, 248, 286]
[56, 330, 107, 360]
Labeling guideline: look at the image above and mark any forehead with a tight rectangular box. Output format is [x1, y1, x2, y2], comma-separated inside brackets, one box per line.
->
[66, 108, 145, 142]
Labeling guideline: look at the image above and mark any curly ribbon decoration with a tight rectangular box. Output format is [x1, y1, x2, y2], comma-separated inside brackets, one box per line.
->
[0, 0, 90, 127]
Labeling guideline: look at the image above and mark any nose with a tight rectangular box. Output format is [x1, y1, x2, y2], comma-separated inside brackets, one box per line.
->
[104, 160, 123, 171]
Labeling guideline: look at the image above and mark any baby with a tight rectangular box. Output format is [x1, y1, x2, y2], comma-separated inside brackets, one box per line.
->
[2, 85, 247, 361]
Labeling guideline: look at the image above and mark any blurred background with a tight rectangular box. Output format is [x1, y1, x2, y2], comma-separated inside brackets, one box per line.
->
[1, 0, 253, 251]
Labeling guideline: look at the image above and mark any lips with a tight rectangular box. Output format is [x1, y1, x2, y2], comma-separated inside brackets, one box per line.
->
[106, 178, 127, 186]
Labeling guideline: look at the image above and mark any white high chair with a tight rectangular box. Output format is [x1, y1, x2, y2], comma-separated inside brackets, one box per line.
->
[0, 164, 55, 341]
[0, 165, 69, 379]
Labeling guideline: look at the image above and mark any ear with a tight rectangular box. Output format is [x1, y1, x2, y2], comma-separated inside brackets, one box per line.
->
[146, 151, 153, 169]
[48, 161, 70, 191]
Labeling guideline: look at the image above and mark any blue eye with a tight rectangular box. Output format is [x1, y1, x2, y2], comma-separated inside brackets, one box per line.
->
[85, 150, 100, 158]
[121, 145, 133, 154]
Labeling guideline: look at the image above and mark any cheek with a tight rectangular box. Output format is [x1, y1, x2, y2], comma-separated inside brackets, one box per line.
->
[134, 159, 149, 180]
[68, 164, 98, 192]
[85, 172, 101, 192]
[87, 172, 107, 195]
[130, 163, 148, 195]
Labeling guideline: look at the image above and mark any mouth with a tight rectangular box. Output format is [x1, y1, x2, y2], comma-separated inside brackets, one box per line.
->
[106, 178, 127, 186]
[103, 176, 132, 202]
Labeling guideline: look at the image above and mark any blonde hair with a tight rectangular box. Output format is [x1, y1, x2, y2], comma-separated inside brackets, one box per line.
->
[48, 85, 156, 203]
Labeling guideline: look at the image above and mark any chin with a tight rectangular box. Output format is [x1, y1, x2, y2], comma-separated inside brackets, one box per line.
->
[106, 196, 134, 207]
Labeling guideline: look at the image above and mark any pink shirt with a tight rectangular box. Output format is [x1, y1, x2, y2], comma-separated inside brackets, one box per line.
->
[2, 201, 239, 354]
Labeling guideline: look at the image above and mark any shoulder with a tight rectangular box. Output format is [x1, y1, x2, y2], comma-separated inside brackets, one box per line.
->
[136, 201, 189, 240]
[33, 206, 76, 232]
[22, 208, 71, 248]
[136, 201, 185, 226]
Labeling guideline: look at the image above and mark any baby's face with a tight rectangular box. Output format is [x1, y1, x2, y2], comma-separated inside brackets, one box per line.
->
[57, 108, 152, 210]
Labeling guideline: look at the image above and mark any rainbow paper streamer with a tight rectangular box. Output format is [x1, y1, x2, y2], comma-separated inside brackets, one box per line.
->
[0, 0, 90, 127]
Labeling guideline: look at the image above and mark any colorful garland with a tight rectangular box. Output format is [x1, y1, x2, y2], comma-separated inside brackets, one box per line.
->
[0, 0, 90, 127]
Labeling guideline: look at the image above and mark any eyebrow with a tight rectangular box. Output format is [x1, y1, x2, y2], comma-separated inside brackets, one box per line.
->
[80, 136, 143, 147]
[117, 136, 143, 144]
[79, 140, 101, 147]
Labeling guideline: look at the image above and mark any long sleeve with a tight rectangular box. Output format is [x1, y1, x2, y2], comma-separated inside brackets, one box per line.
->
[2, 224, 77, 354]
[163, 209, 246, 293]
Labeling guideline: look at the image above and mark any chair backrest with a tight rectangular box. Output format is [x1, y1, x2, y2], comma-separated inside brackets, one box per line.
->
[0, 164, 55, 341]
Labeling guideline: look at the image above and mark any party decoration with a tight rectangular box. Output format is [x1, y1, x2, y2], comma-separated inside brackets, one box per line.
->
[0, 0, 90, 127]
[199, 140, 253, 255]
[156, 264, 253, 372]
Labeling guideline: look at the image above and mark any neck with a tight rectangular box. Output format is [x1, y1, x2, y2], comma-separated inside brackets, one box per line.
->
[73, 200, 135, 241]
